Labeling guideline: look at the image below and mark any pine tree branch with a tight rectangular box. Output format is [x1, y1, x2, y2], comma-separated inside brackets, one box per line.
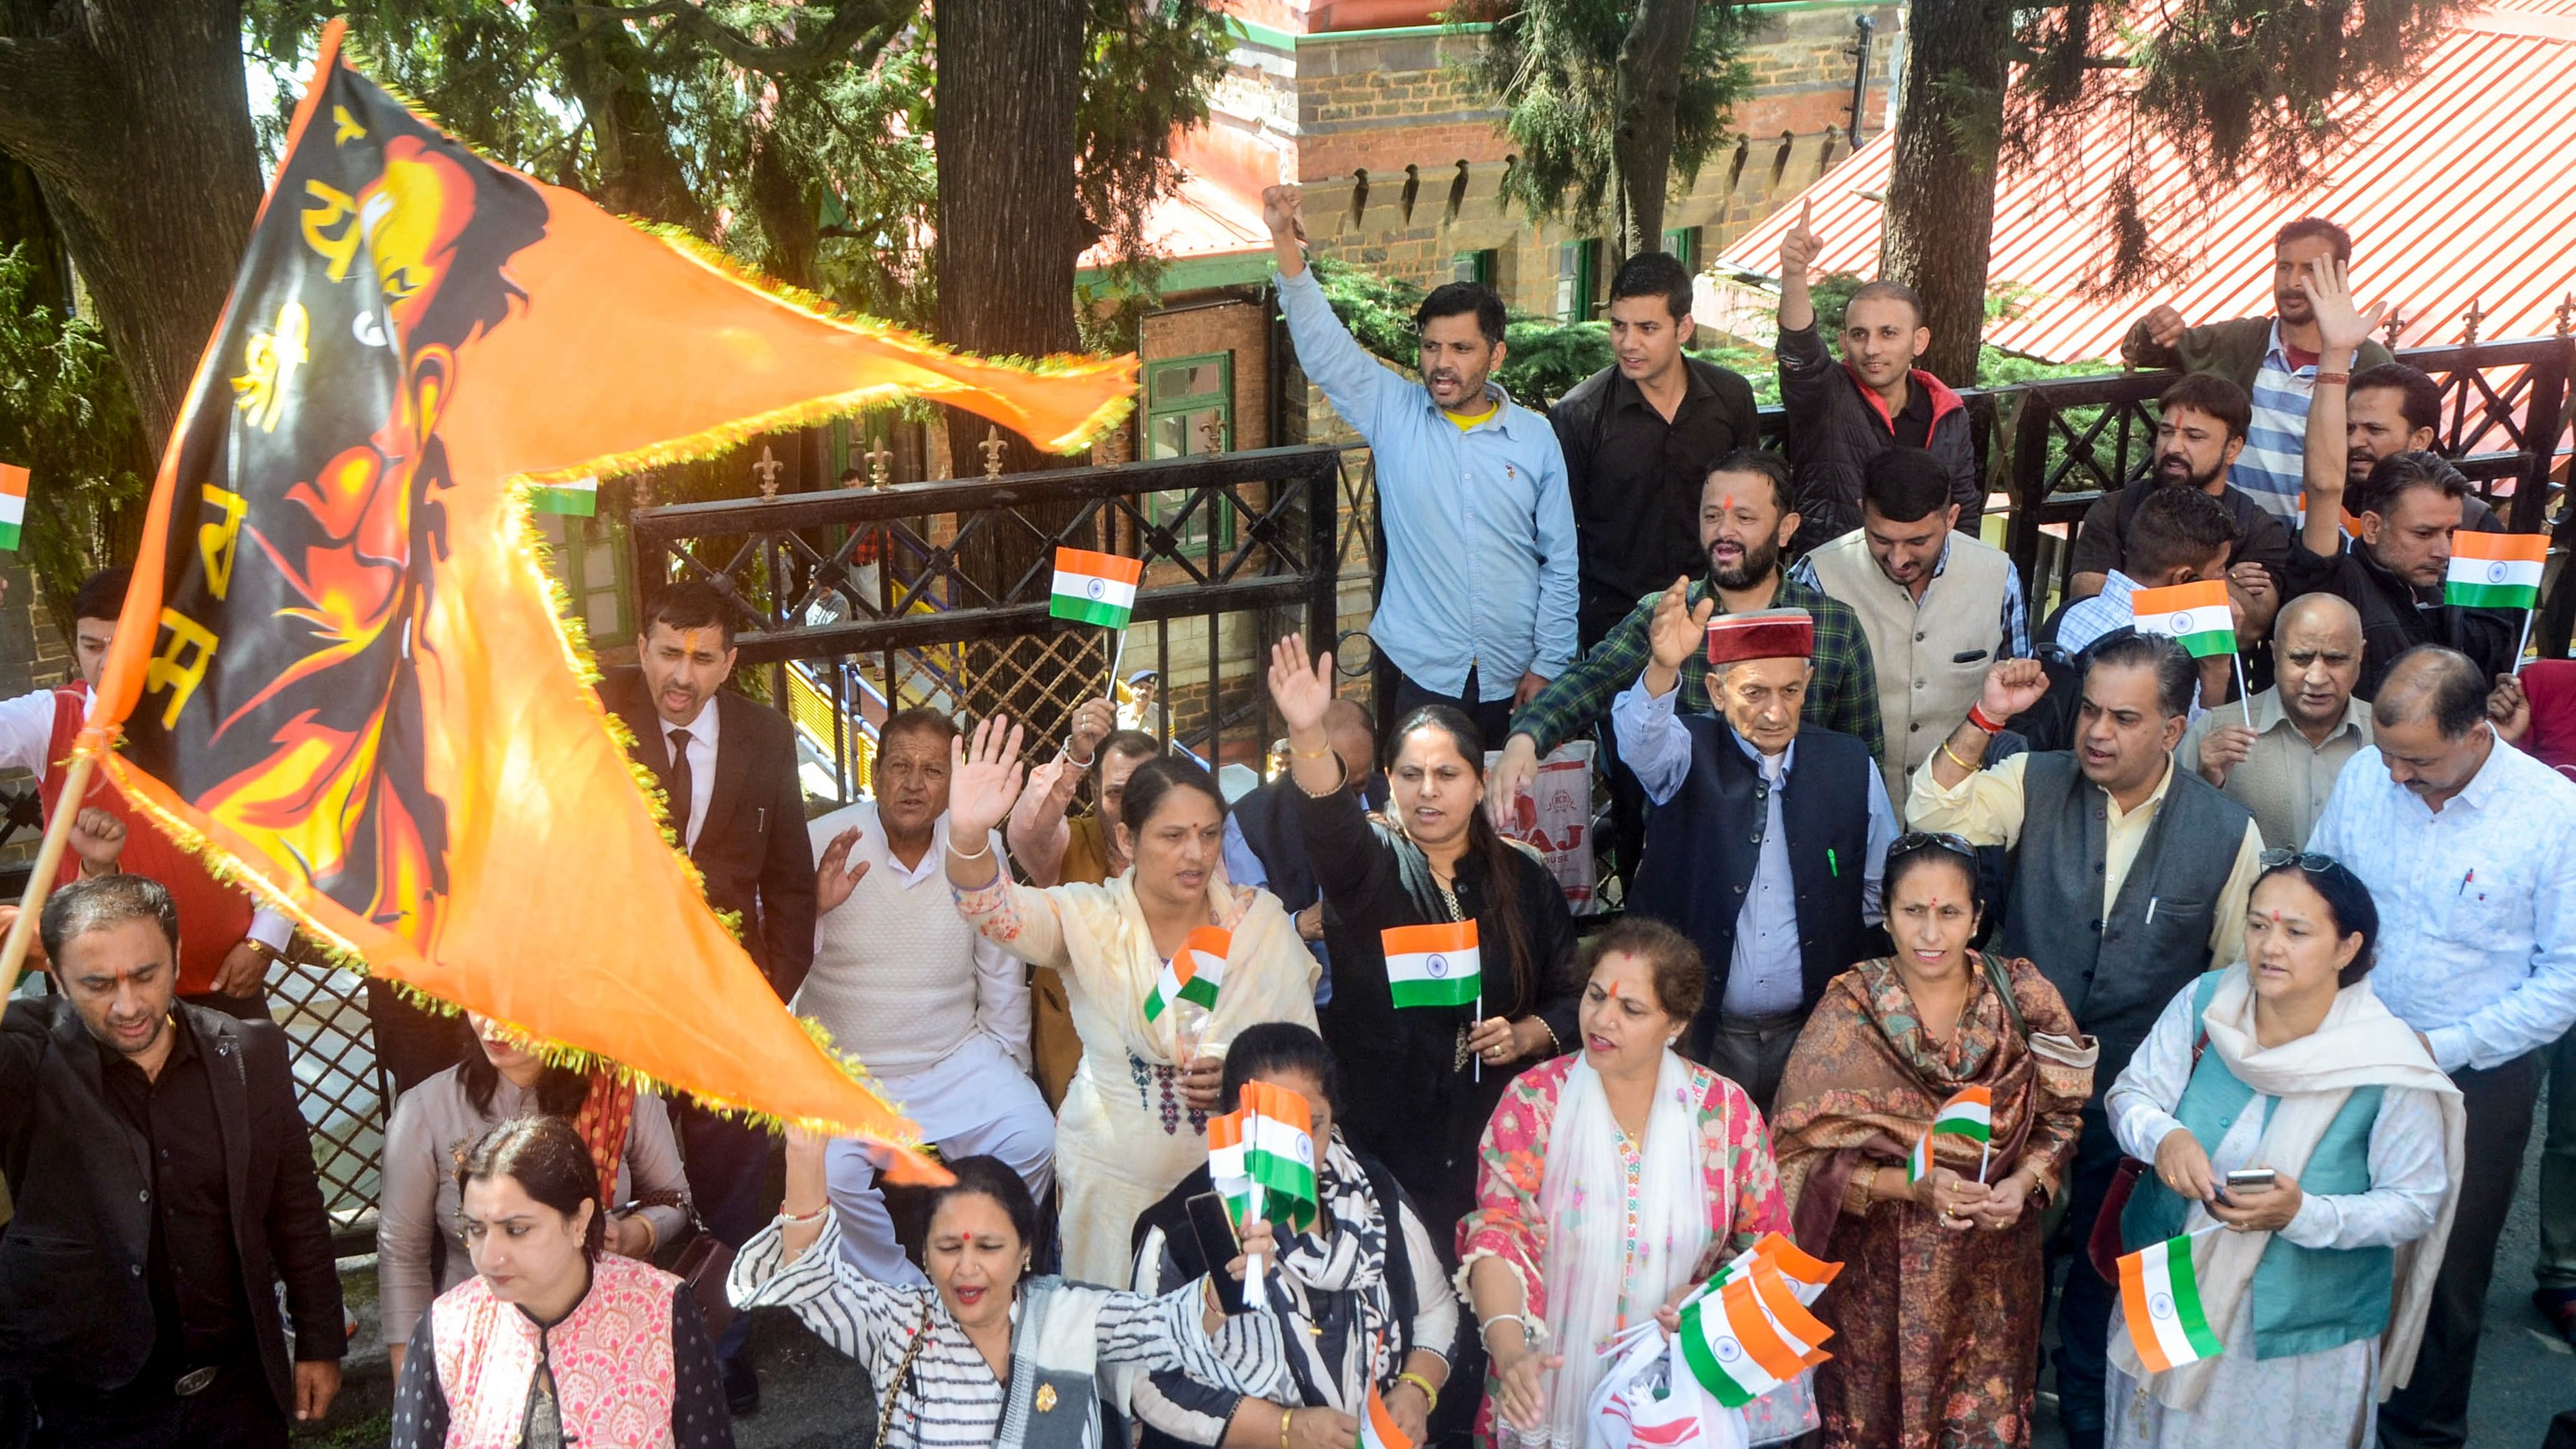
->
[569, 0, 917, 77]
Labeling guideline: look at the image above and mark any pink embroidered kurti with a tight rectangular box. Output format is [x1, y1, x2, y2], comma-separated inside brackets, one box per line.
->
[1455, 1054, 1790, 1443]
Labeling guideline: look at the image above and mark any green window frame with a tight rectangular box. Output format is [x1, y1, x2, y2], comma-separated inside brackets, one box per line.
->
[1142, 351, 1236, 552]
[1556, 239, 1600, 321]
[1454, 249, 1498, 286]
[1662, 226, 1699, 272]
[541, 508, 635, 646]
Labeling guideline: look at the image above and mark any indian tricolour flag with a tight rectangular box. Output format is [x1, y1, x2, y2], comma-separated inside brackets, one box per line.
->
[1709, 1231, 1842, 1306]
[1381, 920, 1481, 1008]
[1205, 1112, 1254, 1220]
[2130, 580, 2236, 658]
[530, 474, 599, 517]
[2446, 532, 2546, 610]
[2119, 1232, 2225, 1372]
[1907, 1085, 1994, 1183]
[1144, 926, 1227, 1022]
[1676, 1258, 1833, 1407]
[1357, 1386, 1416, 1449]
[1049, 546, 1143, 628]
[1239, 1079, 1319, 1231]
[0, 463, 26, 552]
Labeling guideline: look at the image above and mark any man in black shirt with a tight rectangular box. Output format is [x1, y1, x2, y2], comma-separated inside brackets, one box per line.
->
[1546, 250, 1758, 650]
[1, 872, 343, 1447]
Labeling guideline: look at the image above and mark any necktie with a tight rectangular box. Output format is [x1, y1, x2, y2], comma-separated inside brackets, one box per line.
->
[665, 726, 695, 844]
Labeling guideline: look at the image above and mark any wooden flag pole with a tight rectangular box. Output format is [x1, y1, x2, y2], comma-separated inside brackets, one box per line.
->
[0, 751, 96, 1002]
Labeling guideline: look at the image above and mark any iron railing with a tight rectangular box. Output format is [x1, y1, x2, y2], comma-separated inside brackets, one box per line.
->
[33, 338, 2554, 1254]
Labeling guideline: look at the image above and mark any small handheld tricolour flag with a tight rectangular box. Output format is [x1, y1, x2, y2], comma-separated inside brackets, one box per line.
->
[2129, 580, 2236, 659]
[1380, 920, 1481, 1008]
[0, 463, 26, 552]
[1709, 1231, 1842, 1305]
[1908, 1085, 1994, 1183]
[2445, 532, 2546, 612]
[1239, 1080, 1320, 1232]
[1050, 546, 1143, 629]
[1357, 1384, 1416, 1449]
[1144, 926, 1227, 1022]
[1676, 1258, 1833, 1407]
[2118, 1232, 2225, 1372]
[530, 473, 599, 517]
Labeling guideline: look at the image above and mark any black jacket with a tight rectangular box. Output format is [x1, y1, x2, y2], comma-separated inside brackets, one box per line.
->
[0, 999, 343, 1412]
[1547, 358, 1761, 646]
[1777, 320, 1981, 548]
[600, 671, 818, 999]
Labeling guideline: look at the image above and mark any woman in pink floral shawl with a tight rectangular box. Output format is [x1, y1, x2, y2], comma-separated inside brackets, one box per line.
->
[1455, 918, 1790, 1446]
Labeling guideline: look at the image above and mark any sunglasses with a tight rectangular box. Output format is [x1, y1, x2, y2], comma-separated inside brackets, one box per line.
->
[1888, 831, 1976, 861]
[2257, 849, 2340, 873]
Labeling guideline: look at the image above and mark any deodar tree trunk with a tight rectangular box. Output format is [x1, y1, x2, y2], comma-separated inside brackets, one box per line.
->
[0, 0, 262, 444]
[935, 0, 1086, 480]
[1878, 0, 2008, 386]
[1612, 0, 1697, 259]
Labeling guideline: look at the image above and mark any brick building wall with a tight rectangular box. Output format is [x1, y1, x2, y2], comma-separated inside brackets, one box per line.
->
[1139, 300, 1272, 454]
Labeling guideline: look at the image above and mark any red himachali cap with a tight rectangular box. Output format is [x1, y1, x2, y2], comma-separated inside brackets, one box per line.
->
[1706, 608, 1816, 666]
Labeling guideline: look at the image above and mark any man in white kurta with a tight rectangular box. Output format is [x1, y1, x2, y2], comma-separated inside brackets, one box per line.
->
[799, 710, 1053, 1286]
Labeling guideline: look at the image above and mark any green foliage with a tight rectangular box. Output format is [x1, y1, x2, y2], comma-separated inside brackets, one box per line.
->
[2002, 0, 2477, 295]
[0, 246, 152, 624]
[1451, 0, 1753, 231]
[242, 0, 1230, 330]
[1304, 257, 2110, 412]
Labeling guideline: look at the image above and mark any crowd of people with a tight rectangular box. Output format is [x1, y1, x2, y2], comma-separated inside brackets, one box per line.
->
[0, 185, 2571, 1449]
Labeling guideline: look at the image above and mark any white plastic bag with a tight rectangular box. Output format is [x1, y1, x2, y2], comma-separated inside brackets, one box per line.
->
[1486, 739, 1603, 913]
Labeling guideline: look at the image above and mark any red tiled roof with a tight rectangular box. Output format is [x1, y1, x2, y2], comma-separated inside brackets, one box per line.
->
[1078, 167, 1269, 271]
[1718, 4, 2576, 362]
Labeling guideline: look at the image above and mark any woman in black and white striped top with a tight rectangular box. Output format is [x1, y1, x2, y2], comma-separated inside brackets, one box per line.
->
[727, 1132, 1281, 1449]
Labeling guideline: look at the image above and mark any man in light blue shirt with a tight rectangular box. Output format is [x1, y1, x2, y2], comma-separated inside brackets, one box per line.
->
[2307, 645, 2576, 1449]
[1263, 184, 1578, 747]
[1610, 599, 1895, 1105]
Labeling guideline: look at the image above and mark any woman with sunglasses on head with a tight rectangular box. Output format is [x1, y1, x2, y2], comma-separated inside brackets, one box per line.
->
[1770, 832, 2098, 1448]
[2099, 851, 2463, 1448]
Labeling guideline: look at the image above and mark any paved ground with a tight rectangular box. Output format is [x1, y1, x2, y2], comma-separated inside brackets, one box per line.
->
[296, 1094, 2567, 1448]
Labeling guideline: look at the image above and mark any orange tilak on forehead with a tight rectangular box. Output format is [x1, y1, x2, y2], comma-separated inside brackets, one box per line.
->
[1721, 494, 1736, 511]
[679, 627, 717, 655]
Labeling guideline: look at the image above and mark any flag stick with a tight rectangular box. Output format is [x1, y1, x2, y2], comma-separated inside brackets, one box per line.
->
[1978, 1137, 1993, 1185]
[2514, 607, 2536, 674]
[0, 751, 96, 1002]
[1105, 629, 1128, 707]
[2232, 653, 2253, 728]
[1473, 990, 1482, 1083]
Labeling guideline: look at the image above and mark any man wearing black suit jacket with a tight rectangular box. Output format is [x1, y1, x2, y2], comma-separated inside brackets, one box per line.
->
[599, 581, 816, 1414]
[2, 874, 345, 1447]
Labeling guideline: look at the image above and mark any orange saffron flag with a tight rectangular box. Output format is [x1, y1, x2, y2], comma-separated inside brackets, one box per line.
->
[82, 22, 1138, 1176]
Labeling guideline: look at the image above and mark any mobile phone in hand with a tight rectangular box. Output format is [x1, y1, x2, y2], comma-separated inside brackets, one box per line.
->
[1185, 1192, 1248, 1315]
[2224, 1168, 2277, 1193]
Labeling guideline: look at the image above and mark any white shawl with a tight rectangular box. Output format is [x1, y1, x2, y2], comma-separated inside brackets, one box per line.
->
[2109, 964, 2465, 1410]
[1532, 1051, 1714, 1448]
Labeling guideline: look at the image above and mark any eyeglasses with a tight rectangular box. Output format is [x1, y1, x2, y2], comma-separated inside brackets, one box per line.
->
[2257, 848, 2340, 873]
[1888, 831, 1977, 860]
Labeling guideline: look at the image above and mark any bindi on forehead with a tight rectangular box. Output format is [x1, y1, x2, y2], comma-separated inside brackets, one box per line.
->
[678, 627, 720, 655]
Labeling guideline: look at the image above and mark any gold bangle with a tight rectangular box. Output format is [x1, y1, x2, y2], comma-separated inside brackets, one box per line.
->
[1939, 740, 1983, 775]
[1291, 742, 1333, 760]
[1280, 1405, 1294, 1448]
[1396, 1370, 1440, 1412]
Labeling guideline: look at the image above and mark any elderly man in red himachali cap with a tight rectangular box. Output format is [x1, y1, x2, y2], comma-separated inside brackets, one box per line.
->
[1612, 597, 1897, 1107]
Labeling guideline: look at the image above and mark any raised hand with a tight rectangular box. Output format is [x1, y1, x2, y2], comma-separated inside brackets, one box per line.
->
[1066, 696, 1117, 763]
[1266, 632, 1336, 737]
[946, 716, 1028, 841]
[68, 805, 126, 877]
[2139, 303, 2186, 348]
[1779, 198, 1821, 279]
[816, 826, 870, 913]
[2301, 259, 2386, 360]
[1977, 657, 2050, 723]
[1646, 575, 1716, 674]
[1260, 183, 1306, 245]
